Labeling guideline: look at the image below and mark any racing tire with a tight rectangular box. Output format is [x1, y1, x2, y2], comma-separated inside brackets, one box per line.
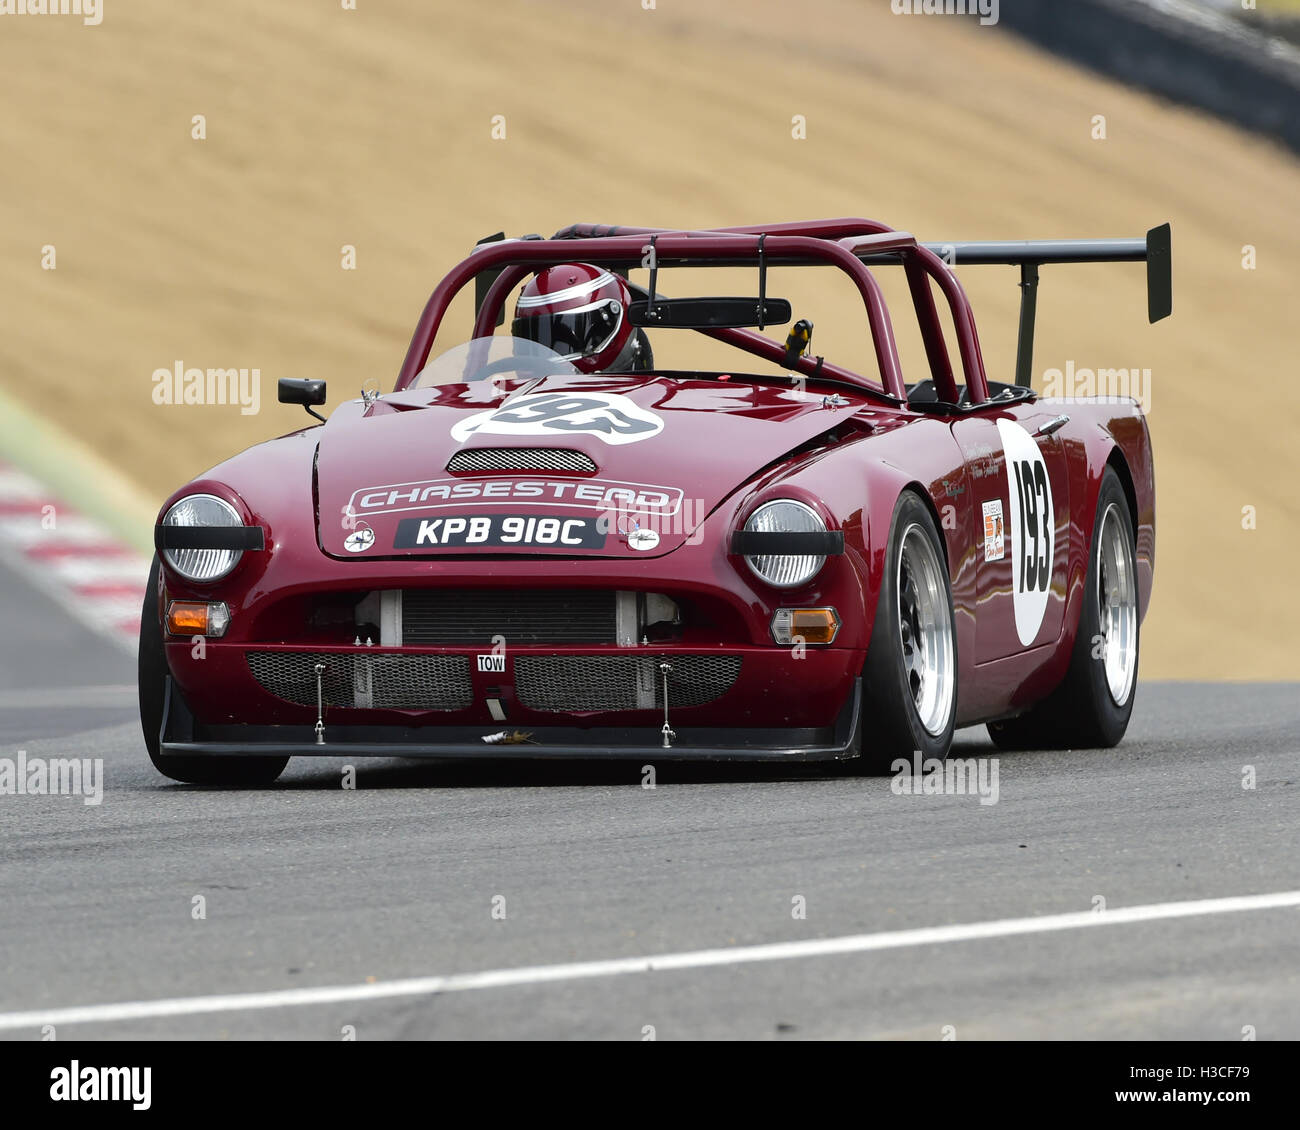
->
[139, 556, 289, 786]
[987, 467, 1139, 751]
[854, 491, 957, 774]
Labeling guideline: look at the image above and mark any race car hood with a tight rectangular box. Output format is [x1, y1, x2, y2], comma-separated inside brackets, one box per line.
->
[314, 374, 865, 559]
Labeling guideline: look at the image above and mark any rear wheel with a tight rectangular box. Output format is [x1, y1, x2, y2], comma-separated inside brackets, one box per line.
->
[139, 556, 289, 785]
[854, 491, 957, 773]
[987, 467, 1138, 750]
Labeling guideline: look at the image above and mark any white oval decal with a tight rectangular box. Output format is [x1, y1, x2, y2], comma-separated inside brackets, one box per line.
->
[451, 391, 664, 447]
[627, 528, 660, 552]
[344, 525, 375, 553]
[997, 419, 1054, 646]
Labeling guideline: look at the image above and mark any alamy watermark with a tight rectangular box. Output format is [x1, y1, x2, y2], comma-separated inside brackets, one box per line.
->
[891, 752, 999, 806]
[0, 0, 103, 25]
[0, 751, 103, 805]
[152, 361, 261, 416]
[1041, 360, 1152, 415]
[50, 1061, 150, 1110]
[891, 0, 999, 27]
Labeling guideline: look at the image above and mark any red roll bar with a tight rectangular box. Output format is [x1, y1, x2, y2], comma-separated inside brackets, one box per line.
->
[397, 219, 997, 404]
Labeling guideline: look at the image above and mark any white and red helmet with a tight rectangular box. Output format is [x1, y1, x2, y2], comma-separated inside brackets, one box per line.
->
[511, 263, 651, 373]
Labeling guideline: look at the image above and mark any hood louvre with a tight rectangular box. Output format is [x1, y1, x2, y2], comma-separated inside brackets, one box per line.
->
[447, 448, 597, 474]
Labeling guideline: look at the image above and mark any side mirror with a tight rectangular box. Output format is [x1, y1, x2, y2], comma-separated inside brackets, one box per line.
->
[278, 378, 327, 423]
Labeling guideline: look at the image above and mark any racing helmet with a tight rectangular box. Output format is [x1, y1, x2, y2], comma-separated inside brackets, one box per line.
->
[511, 263, 651, 373]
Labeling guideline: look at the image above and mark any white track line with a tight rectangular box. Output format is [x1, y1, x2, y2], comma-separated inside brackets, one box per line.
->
[1, 891, 1297, 1032]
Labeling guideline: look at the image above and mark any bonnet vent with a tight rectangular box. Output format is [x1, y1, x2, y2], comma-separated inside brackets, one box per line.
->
[446, 448, 597, 474]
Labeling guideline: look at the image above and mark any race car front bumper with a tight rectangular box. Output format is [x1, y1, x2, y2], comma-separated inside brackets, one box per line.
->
[156, 675, 864, 763]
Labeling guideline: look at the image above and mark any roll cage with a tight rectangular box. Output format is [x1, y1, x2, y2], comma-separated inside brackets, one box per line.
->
[395, 218, 1170, 409]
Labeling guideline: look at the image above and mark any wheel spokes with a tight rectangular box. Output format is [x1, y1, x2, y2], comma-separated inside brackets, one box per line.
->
[1096, 503, 1137, 706]
[896, 525, 954, 737]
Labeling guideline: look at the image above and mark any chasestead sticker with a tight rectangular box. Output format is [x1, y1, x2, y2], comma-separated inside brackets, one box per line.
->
[347, 476, 682, 518]
[450, 391, 664, 446]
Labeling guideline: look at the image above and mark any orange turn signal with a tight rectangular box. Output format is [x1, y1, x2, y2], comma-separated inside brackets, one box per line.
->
[771, 607, 840, 646]
[166, 601, 230, 638]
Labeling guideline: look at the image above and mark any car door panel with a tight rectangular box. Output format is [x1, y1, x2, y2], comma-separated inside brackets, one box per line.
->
[950, 407, 1071, 664]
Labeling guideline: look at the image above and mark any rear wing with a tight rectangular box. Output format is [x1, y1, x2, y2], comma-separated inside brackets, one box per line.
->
[857, 223, 1172, 387]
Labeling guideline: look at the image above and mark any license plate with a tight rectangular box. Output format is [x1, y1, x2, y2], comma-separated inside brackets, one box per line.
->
[393, 514, 607, 549]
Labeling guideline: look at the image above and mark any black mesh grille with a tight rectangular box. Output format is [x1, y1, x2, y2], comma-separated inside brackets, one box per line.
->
[513, 655, 741, 713]
[247, 651, 472, 711]
[447, 448, 597, 474]
[402, 589, 617, 645]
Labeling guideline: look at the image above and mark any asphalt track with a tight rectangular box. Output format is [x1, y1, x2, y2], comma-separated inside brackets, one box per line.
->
[0, 556, 1296, 1041]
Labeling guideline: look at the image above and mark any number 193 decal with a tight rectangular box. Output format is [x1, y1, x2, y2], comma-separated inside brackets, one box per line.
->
[450, 391, 664, 446]
[997, 419, 1055, 646]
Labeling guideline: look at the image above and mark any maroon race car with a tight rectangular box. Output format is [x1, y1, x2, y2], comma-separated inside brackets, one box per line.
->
[139, 217, 1171, 785]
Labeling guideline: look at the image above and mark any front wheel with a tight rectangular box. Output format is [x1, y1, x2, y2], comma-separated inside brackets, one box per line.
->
[988, 466, 1139, 751]
[854, 491, 957, 774]
[139, 557, 289, 785]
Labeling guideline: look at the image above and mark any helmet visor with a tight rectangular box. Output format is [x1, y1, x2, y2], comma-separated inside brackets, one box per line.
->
[511, 298, 623, 361]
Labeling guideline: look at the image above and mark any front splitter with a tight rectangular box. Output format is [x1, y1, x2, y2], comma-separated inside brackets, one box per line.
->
[159, 679, 863, 762]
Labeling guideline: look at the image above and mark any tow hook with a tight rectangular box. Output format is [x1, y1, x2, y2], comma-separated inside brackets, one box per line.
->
[313, 662, 327, 745]
[659, 661, 676, 748]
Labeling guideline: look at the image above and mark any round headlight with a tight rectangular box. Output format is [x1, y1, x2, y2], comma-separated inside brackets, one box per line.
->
[743, 499, 827, 589]
[162, 494, 244, 582]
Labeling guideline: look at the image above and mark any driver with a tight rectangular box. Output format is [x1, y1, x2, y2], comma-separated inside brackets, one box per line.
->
[511, 263, 653, 373]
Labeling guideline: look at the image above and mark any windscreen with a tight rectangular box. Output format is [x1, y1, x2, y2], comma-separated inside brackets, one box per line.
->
[412, 336, 579, 389]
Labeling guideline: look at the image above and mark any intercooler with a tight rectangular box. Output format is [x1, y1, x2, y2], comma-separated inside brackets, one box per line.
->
[247, 588, 735, 714]
[400, 588, 617, 645]
[358, 588, 680, 647]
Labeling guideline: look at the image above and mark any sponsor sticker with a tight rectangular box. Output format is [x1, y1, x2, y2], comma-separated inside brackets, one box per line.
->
[450, 391, 664, 446]
[348, 476, 683, 519]
[393, 514, 607, 549]
[981, 499, 1004, 562]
